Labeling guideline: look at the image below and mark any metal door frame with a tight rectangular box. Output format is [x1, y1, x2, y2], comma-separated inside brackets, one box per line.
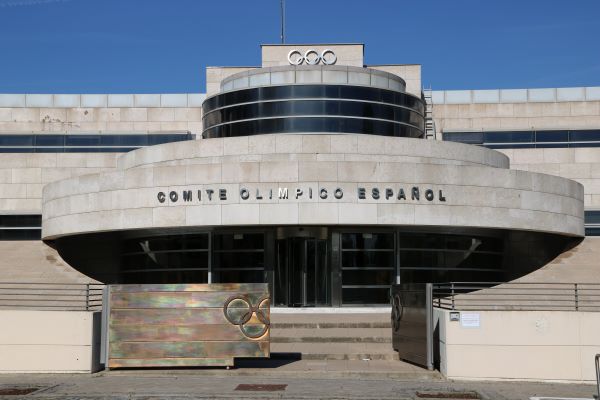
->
[276, 236, 329, 307]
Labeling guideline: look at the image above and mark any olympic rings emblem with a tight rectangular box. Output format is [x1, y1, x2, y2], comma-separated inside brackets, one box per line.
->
[287, 49, 337, 65]
[391, 293, 404, 332]
[223, 294, 270, 339]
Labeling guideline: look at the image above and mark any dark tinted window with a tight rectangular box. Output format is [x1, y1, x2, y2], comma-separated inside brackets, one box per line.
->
[586, 228, 600, 236]
[0, 214, 41, 241]
[202, 84, 425, 139]
[484, 131, 533, 143]
[212, 233, 266, 283]
[399, 233, 504, 283]
[35, 135, 65, 146]
[443, 132, 483, 144]
[444, 129, 600, 149]
[536, 130, 568, 142]
[203, 100, 423, 131]
[65, 135, 101, 146]
[203, 117, 423, 139]
[0, 135, 34, 146]
[0, 214, 41, 227]
[570, 130, 600, 142]
[203, 85, 424, 114]
[0, 133, 193, 153]
[585, 210, 600, 225]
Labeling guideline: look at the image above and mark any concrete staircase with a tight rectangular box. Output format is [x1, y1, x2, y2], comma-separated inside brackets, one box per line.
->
[517, 237, 600, 283]
[0, 241, 101, 310]
[0, 240, 95, 283]
[270, 312, 398, 361]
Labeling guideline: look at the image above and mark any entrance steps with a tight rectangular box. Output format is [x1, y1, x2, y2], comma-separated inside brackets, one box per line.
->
[270, 312, 399, 361]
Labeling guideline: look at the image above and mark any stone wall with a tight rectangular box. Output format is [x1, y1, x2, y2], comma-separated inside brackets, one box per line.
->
[432, 100, 600, 133]
[431, 88, 600, 209]
[0, 310, 101, 373]
[499, 148, 600, 209]
[206, 67, 257, 96]
[0, 153, 119, 213]
[436, 308, 600, 383]
[0, 93, 205, 135]
[368, 65, 421, 97]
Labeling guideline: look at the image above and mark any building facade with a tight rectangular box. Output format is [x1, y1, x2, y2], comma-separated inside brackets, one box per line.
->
[0, 43, 596, 306]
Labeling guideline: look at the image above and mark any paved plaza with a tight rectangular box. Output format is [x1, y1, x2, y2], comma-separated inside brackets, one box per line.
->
[0, 362, 597, 400]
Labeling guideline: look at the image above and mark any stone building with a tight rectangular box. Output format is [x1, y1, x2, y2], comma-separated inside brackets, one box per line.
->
[0, 43, 596, 306]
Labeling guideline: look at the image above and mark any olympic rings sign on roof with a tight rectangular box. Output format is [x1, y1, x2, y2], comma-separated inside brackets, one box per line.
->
[287, 49, 337, 65]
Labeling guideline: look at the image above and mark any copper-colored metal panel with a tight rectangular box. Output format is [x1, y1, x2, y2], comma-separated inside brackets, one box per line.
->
[110, 324, 269, 342]
[110, 340, 269, 359]
[108, 283, 270, 369]
[109, 358, 234, 368]
[111, 291, 267, 309]
[110, 283, 267, 293]
[110, 308, 268, 325]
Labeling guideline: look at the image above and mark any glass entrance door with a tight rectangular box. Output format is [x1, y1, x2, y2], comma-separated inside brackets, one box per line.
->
[275, 237, 329, 307]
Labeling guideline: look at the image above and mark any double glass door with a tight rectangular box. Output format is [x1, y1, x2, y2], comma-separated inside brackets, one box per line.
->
[275, 237, 329, 307]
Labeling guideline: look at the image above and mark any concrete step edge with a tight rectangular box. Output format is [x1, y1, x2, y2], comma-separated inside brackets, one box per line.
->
[270, 352, 399, 361]
[271, 337, 392, 343]
[271, 323, 391, 329]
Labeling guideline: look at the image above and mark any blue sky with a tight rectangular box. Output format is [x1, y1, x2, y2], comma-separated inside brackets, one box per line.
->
[0, 0, 599, 93]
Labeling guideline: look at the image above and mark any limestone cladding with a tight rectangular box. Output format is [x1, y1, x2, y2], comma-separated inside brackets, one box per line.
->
[116, 134, 509, 170]
[431, 100, 600, 209]
[0, 94, 205, 135]
[206, 67, 258, 96]
[433, 99, 600, 209]
[0, 153, 119, 213]
[368, 65, 422, 97]
[500, 148, 600, 209]
[41, 134, 584, 239]
[432, 101, 600, 134]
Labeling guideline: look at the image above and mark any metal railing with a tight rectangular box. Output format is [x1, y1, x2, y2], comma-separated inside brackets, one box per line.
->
[0, 282, 104, 311]
[432, 282, 600, 312]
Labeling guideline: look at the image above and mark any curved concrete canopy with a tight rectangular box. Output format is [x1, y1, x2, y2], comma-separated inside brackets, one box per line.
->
[41, 134, 584, 240]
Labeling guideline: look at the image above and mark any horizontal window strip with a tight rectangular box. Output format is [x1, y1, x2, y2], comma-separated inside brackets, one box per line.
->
[443, 129, 600, 149]
[0, 215, 41, 241]
[0, 215, 41, 228]
[0, 133, 193, 153]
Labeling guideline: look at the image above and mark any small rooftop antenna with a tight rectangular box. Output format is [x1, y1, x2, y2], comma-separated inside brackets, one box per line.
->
[280, 0, 286, 44]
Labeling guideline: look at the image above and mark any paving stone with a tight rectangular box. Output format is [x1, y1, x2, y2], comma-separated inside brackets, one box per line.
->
[0, 372, 595, 399]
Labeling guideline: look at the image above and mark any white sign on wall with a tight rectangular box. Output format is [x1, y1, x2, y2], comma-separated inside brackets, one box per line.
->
[460, 312, 481, 328]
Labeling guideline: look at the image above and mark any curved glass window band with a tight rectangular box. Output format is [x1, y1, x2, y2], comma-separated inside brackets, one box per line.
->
[202, 117, 424, 139]
[203, 100, 424, 130]
[203, 85, 425, 115]
[204, 97, 425, 119]
[203, 115, 424, 136]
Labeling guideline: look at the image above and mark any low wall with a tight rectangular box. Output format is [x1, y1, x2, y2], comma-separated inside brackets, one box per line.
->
[435, 308, 600, 383]
[0, 310, 101, 373]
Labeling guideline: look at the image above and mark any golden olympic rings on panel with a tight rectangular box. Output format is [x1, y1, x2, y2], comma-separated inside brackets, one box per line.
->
[223, 294, 270, 339]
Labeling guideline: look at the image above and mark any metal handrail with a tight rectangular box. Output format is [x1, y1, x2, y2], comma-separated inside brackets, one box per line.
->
[0, 282, 104, 311]
[432, 282, 600, 312]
